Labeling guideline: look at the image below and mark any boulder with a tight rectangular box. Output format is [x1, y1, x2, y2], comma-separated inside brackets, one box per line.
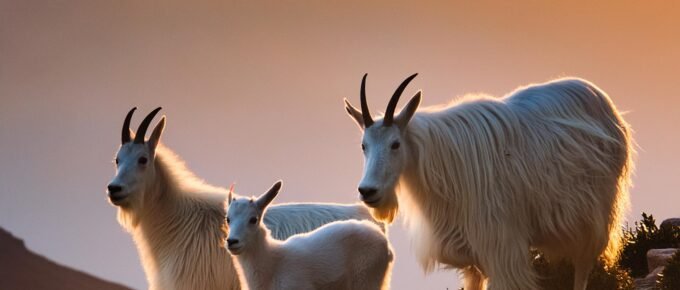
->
[635, 266, 664, 290]
[647, 248, 679, 273]
[660, 217, 680, 231]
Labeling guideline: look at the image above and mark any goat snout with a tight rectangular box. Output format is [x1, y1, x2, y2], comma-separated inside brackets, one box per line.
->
[107, 184, 128, 204]
[226, 239, 240, 248]
[358, 187, 378, 200]
[108, 184, 123, 194]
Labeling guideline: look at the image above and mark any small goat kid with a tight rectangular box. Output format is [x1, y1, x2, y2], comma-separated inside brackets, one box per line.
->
[344, 74, 633, 290]
[226, 181, 393, 290]
[107, 108, 377, 290]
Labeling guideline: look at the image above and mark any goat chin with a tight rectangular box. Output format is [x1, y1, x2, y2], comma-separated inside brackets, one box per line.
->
[369, 189, 399, 223]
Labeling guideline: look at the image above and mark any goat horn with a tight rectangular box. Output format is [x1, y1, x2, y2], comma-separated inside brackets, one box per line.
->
[134, 107, 162, 144]
[384, 73, 418, 126]
[360, 73, 374, 127]
[122, 107, 136, 144]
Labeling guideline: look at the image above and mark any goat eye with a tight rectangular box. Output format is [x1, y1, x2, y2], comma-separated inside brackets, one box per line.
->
[361, 143, 366, 151]
[391, 141, 401, 150]
[115, 158, 119, 165]
[138, 157, 148, 165]
[249, 217, 257, 224]
[227, 217, 231, 224]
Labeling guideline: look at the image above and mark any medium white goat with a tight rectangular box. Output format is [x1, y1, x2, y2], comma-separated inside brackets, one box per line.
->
[106, 107, 378, 290]
[344, 74, 633, 290]
[226, 181, 393, 290]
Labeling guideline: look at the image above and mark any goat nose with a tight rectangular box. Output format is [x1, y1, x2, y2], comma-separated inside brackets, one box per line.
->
[226, 239, 239, 247]
[358, 187, 378, 198]
[107, 185, 123, 194]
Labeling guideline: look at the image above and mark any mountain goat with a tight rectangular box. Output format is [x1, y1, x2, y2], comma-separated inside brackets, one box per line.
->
[106, 107, 378, 290]
[344, 74, 633, 290]
[226, 181, 393, 290]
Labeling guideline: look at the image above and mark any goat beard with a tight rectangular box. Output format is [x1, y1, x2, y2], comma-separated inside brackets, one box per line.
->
[116, 193, 145, 231]
[117, 206, 142, 231]
[369, 187, 399, 223]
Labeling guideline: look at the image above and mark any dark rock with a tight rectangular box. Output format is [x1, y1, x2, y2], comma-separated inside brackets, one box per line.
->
[648, 248, 679, 273]
[660, 218, 680, 231]
[635, 266, 664, 290]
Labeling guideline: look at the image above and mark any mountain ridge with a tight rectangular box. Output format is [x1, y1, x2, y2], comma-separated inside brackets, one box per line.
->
[0, 227, 133, 290]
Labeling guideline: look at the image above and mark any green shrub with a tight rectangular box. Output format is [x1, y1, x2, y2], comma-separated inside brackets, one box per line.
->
[588, 261, 636, 290]
[456, 212, 679, 289]
[532, 251, 634, 290]
[657, 250, 680, 290]
[619, 213, 680, 277]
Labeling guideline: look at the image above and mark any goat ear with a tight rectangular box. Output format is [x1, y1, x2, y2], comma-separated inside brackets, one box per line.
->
[344, 99, 365, 130]
[395, 91, 421, 129]
[227, 183, 235, 205]
[147, 116, 166, 153]
[256, 180, 282, 211]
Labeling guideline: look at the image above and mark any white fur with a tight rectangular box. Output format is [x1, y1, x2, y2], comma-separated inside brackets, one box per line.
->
[108, 111, 378, 290]
[263, 202, 384, 240]
[345, 77, 633, 290]
[227, 182, 393, 290]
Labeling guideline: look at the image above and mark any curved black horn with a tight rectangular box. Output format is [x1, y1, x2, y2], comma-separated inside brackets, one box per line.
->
[122, 107, 137, 144]
[384, 73, 418, 126]
[134, 107, 162, 144]
[360, 73, 374, 127]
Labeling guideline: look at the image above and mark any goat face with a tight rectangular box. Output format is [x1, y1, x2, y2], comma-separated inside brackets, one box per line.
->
[107, 107, 165, 207]
[344, 74, 421, 222]
[358, 122, 406, 208]
[225, 181, 281, 255]
[108, 143, 154, 206]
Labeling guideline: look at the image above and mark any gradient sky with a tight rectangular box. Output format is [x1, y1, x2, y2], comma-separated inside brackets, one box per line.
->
[1, 1, 679, 289]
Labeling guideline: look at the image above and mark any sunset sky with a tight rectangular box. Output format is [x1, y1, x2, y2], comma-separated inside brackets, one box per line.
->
[1, 1, 679, 289]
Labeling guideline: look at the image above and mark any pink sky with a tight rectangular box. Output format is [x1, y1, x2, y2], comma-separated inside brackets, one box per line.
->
[1, 1, 679, 289]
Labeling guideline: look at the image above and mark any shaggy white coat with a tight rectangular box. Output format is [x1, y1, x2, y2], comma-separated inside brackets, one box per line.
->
[228, 192, 393, 290]
[116, 146, 377, 290]
[350, 77, 633, 290]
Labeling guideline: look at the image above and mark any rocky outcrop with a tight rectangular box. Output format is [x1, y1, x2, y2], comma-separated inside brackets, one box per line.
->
[660, 218, 680, 231]
[635, 266, 664, 290]
[648, 248, 679, 273]
[635, 217, 680, 290]
[636, 248, 679, 289]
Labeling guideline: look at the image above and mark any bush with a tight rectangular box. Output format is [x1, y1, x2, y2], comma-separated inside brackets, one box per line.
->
[530, 212, 680, 289]
[619, 213, 680, 277]
[657, 250, 680, 290]
[457, 212, 679, 289]
[532, 251, 634, 290]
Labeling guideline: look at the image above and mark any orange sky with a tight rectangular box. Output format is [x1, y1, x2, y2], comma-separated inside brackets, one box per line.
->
[1, 1, 679, 289]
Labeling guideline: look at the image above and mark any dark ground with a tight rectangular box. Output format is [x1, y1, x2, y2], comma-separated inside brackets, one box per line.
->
[0, 227, 132, 290]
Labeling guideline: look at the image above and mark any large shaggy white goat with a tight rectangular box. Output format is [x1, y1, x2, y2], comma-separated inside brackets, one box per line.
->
[226, 181, 393, 290]
[344, 74, 633, 290]
[106, 107, 377, 290]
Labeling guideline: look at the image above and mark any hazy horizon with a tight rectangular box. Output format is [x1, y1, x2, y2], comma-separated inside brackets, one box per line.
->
[1, 1, 679, 289]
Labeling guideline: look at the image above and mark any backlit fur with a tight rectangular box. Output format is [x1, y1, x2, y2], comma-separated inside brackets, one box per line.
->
[109, 117, 380, 290]
[227, 184, 393, 290]
[348, 78, 633, 290]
